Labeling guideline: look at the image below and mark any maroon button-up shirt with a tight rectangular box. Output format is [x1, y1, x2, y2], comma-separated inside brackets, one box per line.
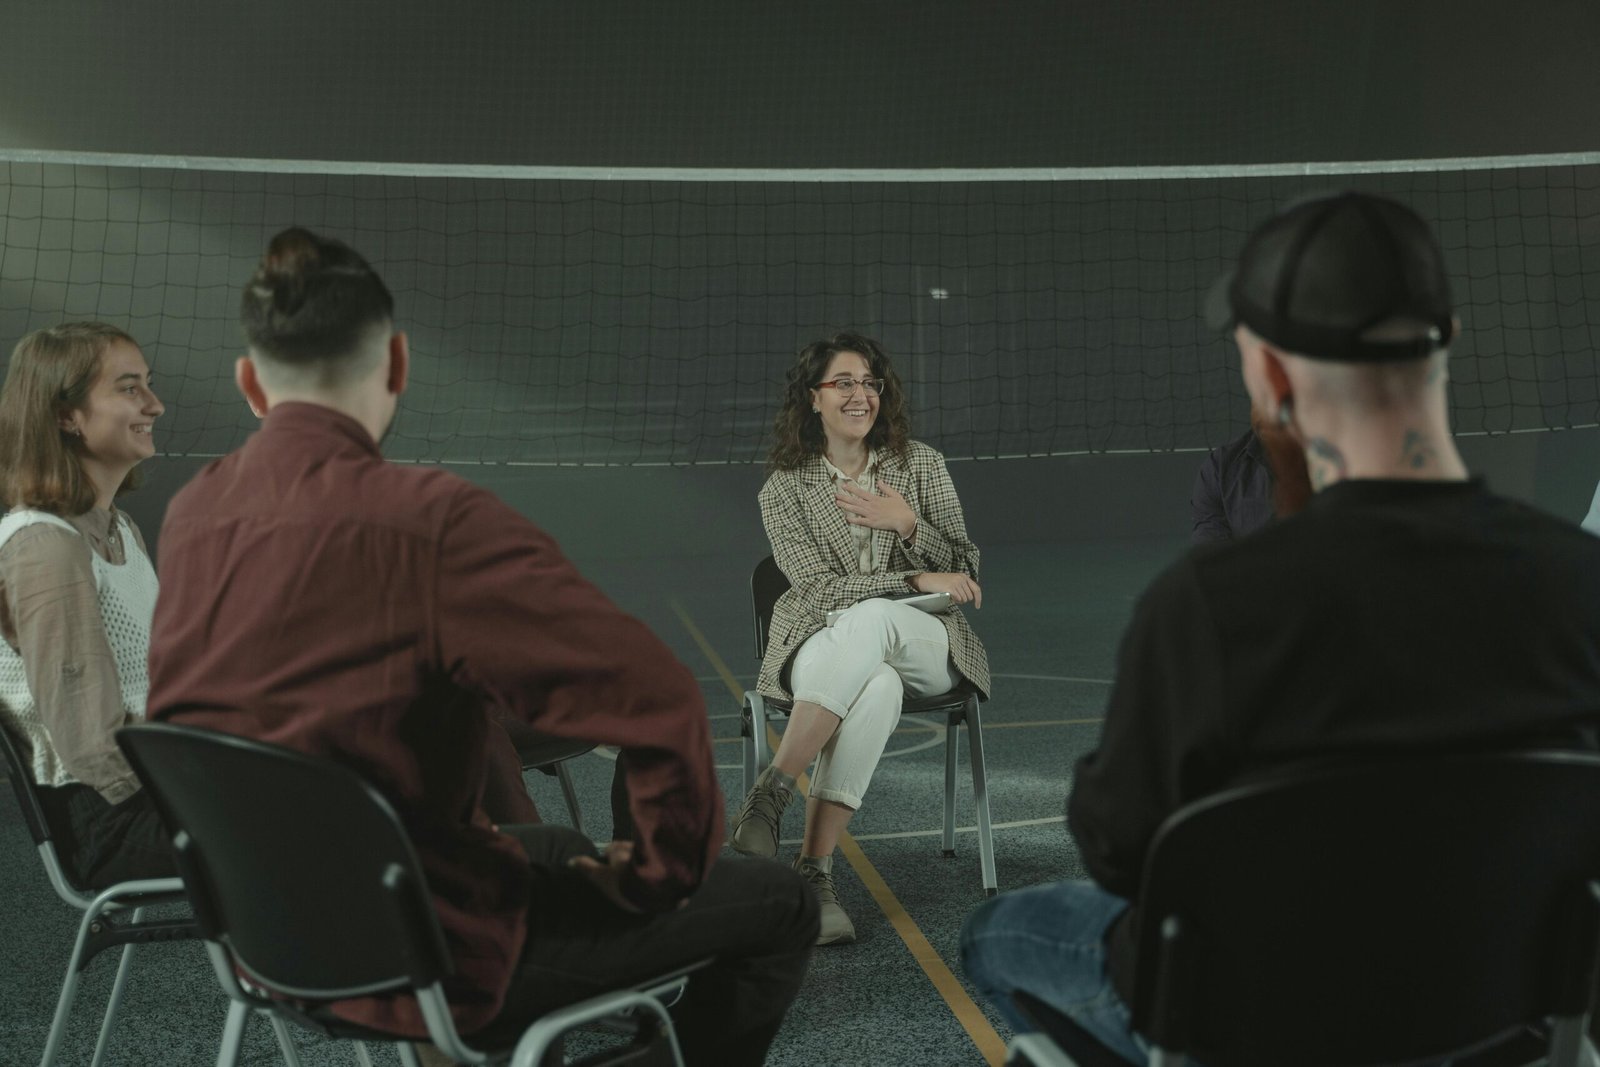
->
[147, 402, 722, 1036]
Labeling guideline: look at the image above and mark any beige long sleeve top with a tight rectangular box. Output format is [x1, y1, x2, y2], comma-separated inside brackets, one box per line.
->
[0, 507, 149, 802]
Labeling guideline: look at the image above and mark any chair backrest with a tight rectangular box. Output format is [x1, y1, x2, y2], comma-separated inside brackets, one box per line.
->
[0, 721, 53, 850]
[751, 555, 791, 660]
[117, 723, 451, 1000]
[1130, 749, 1600, 1067]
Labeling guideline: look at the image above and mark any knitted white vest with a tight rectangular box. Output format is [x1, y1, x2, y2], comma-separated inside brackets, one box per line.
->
[0, 509, 159, 787]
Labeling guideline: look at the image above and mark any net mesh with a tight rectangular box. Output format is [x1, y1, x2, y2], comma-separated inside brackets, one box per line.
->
[1, 159, 1596, 466]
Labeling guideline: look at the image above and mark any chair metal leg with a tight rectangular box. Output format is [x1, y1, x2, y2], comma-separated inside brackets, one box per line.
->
[746, 692, 770, 795]
[554, 762, 586, 837]
[1550, 1014, 1599, 1067]
[966, 698, 998, 895]
[942, 714, 959, 858]
[353, 1044, 379, 1067]
[87, 906, 147, 1067]
[741, 693, 757, 796]
[40, 897, 111, 1067]
[396, 1043, 424, 1067]
[268, 1014, 304, 1066]
[216, 1000, 249, 1067]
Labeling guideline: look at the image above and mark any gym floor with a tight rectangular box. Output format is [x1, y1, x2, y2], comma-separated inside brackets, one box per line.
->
[5, 427, 1593, 1065]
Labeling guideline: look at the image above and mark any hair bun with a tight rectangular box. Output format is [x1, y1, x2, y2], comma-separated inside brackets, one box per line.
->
[258, 227, 323, 318]
[240, 227, 394, 365]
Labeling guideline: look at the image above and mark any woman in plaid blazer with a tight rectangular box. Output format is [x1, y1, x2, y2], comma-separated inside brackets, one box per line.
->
[730, 332, 990, 945]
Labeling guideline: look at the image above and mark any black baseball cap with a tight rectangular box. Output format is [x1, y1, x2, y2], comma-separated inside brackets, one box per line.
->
[1204, 191, 1455, 362]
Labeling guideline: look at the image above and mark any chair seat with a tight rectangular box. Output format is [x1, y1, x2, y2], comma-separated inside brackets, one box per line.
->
[759, 687, 975, 719]
[498, 720, 599, 769]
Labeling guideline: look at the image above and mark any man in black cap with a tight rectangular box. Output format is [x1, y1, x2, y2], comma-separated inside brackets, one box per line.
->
[961, 192, 1600, 1060]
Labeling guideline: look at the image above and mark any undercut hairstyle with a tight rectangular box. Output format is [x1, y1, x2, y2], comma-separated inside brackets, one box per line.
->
[240, 227, 394, 378]
[767, 332, 911, 472]
[0, 322, 143, 515]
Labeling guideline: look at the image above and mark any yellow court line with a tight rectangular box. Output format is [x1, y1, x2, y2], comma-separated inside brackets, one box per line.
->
[670, 601, 1008, 1067]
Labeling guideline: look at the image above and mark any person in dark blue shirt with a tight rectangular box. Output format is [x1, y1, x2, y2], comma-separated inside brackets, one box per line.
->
[1189, 428, 1274, 543]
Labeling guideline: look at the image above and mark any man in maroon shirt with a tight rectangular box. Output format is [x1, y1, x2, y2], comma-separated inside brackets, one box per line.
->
[146, 227, 818, 1065]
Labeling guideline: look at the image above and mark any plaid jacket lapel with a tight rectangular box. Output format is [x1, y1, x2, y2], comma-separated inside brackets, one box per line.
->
[872, 452, 916, 569]
[800, 457, 859, 571]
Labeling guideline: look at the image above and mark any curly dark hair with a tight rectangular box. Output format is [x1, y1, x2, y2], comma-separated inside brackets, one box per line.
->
[767, 332, 911, 471]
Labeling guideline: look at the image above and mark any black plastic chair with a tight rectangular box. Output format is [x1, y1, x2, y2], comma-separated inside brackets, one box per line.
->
[0, 723, 198, 1067]
[117, 722, 694, 1067]
[499, 720, 594, 835]
[1005, 750, 1600, 1067]
[739, 555, 997, 895]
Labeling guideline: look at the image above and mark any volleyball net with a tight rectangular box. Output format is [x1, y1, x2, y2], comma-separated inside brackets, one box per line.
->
[0, 153, 1595, 466]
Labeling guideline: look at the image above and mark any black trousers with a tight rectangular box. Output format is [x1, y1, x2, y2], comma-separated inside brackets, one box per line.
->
[35, 783, 176, 890]
[484, 825, 819, 1067]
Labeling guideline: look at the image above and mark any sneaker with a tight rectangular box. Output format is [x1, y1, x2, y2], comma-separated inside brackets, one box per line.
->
[729, 767, 792, 858]
[794, 855, 856, 945]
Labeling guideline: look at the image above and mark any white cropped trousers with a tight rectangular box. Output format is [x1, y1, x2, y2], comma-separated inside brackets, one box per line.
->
[788, 597, 961, 809]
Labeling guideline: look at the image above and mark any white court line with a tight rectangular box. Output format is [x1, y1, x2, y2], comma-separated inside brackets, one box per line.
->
[780, 814, 1066, 845]
[993, 672, 1113, 685]
[8, 148, 1598, 181]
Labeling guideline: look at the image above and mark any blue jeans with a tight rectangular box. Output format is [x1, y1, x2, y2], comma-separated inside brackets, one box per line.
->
[960, 880, 1149, 1065]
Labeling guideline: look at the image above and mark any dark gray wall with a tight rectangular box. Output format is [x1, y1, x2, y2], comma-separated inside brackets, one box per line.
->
[3, 1, 1597, 168]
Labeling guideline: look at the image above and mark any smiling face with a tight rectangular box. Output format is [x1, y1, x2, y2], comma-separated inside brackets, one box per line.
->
[63, 339, 163, 472]
[809, 349, 879, 451]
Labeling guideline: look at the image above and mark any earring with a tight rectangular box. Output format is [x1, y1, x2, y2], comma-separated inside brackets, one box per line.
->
[1276, 400, 1293, 428]
[812, 406, 820, 414]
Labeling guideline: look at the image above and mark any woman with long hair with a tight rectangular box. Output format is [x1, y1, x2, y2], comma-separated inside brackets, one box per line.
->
[0, 322, 170, 887]
[731, 331, 991, 943]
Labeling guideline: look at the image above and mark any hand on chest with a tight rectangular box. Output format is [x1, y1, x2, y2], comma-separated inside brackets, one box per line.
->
[807, 470, 917, 571]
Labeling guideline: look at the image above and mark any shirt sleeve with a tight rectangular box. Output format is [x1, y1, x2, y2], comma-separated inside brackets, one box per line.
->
[432, 484, 721, 913]
[1066, 558, 1226, 899]
[1191, 450, 1233, 545]
[0, 524, 141, 802]
[899, 448, 980, 578]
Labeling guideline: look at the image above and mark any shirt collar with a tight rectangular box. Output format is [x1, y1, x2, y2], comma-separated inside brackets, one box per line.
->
[821, 449, 877, 484]
[259, 401, 382, 457]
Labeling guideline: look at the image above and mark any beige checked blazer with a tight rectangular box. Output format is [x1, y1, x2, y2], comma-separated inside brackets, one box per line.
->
[756, 440, 991, 702]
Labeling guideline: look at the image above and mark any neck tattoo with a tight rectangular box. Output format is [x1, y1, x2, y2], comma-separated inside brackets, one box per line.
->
[1305, 437, 1348, 491]
[1399, 430, 1437, 471]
